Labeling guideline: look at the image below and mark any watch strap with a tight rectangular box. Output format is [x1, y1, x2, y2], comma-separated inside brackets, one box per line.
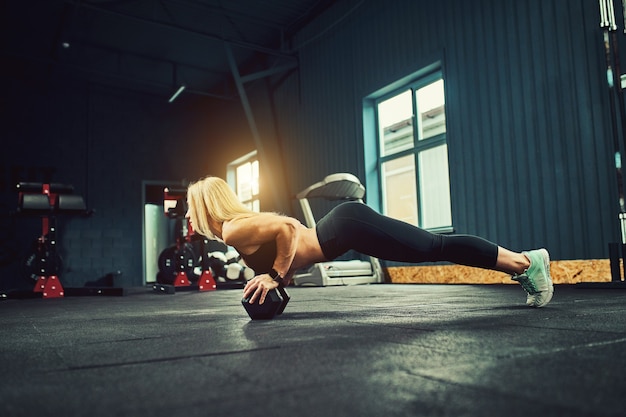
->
[269, 268, 284, 284]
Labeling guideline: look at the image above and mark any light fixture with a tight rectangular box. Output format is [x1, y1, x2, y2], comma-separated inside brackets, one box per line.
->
[168, 85, 186, 103]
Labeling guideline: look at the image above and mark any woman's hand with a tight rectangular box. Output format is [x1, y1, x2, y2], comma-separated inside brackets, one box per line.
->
[243, 274, 279, 304]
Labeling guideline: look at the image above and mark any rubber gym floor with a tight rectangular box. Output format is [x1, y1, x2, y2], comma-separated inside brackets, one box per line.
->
[1, 283, 625, 417]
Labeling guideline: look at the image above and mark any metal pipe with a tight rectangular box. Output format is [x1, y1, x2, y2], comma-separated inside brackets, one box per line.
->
[623, 0, 626, 33]
[601, 8, 626, 213]
[600, 0, 610, 28]
[609, 0, 618, 31]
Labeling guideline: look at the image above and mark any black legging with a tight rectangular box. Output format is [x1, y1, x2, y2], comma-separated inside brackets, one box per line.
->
[315, 202, 498, 269]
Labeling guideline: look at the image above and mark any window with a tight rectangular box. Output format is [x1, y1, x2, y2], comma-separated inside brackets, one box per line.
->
[372, 72, 452, 231]
[227, 151, 260, 212]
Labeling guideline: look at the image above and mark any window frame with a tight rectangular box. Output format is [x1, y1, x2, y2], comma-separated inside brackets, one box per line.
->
[226, 150, 260, 212]
[370, 69, 453, 233]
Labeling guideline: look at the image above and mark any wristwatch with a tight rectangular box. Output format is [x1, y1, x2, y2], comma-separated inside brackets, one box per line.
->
[269, 268, 284, 285]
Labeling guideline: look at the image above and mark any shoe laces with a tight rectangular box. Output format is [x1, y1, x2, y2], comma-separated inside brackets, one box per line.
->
[512, 272, 540, 295]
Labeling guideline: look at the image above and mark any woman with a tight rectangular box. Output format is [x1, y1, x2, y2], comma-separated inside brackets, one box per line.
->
[185, 176, 553, 309]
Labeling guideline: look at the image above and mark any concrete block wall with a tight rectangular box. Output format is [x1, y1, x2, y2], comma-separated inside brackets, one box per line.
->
[0, 74, 253, 291]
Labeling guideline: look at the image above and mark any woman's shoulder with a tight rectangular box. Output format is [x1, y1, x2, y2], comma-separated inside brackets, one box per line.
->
[231, 211, 291, 222]
[221, 212, 287, 242]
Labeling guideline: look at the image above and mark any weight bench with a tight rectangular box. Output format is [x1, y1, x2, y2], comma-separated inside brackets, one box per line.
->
[8, 182, 123, 299]
[292, 173, 383, 286]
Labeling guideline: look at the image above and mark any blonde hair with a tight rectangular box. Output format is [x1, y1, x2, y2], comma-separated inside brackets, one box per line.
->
[186, 176, 255, 238]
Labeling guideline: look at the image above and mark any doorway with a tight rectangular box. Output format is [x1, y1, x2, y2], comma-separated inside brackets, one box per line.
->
[141, 180, 183, 285]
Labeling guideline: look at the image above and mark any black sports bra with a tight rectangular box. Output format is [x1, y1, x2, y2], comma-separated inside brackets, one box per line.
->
[240, 240, 277, 274]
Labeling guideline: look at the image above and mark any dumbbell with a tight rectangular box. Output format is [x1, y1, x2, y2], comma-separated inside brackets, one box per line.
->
[242, 284, 290, 320]
[225, 249, 240, 264]
[208, 251, 227, 281]
[226, 263, 255, 281]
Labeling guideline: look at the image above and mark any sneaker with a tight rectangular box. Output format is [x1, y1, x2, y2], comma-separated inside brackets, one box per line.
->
[511, 248, 554, 307]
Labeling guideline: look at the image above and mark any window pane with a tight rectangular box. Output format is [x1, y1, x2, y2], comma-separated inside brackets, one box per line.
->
[378, 90, 414, 156]
[382, 154, 418, 226]
[416, 79, 446, 140]
[236, 162, 253, 201]
[228, 151, 260, 212]
[419, 144, 452, 228]
[251, 160, 259, 195]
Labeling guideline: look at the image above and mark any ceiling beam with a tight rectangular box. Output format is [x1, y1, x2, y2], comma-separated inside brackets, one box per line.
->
[64, 0, 297, 60]
[224, 42, 284, 209]
[6, 51, 237, 101]
[163, 0, 285, 31]
[240, 62, 299, 84]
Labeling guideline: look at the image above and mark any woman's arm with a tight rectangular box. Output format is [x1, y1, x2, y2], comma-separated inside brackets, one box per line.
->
[224, 213, 301, 304]
[222, 213, 301, 277]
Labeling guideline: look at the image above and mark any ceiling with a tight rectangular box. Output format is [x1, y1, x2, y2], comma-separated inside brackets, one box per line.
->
[3, 0, 338, 102]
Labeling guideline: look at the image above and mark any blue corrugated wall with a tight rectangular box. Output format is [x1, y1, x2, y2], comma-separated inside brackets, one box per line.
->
[1, 0, 620, 289]
[253, 0, 619, 261]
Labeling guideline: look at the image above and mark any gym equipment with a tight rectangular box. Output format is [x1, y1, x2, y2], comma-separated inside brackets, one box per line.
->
[226, 262, 255, 281]
[292, 173, 384, 287]
[224, 249, 255, 281]
[12, 182, 124, 299]
[153, 187, 250, 294]
[156, 243, 199, 284]
[205, 242, 250, 289]
[201, 249, 254, 284]
[18, 182, 79, 298]
[242, 284, 290, 320]
[154, 187, 217, 293]
[208, 251, 228, 279]
[579, 1, 626, 288]
[24, 235, 63, 282]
